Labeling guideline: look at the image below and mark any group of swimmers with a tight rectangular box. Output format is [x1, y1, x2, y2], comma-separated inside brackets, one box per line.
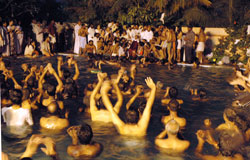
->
[1, 54, 250, 160]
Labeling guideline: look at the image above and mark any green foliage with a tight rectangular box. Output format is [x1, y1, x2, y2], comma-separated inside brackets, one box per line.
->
[212, 25, 250, 63]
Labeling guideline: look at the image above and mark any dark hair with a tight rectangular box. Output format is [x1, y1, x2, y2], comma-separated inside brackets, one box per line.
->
[47, 84, 56, 96]
[198, 88, 207, 99]
[77, 123, 93, 145]
[9, 89, 22, 105]
[218, 131, 243, 157]
[62, 68, 71, 79]
[168, 99, 179, 112]
[22, 88, 31, 100]
[125, 109, 139, 124]
[169, 87, 178, 99]
[27, 76, 35, 88]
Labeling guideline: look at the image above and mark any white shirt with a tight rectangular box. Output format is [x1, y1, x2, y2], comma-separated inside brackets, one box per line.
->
[2, 106, 33, 126]
[24, 45, 35, 56]
[141, 30, 153, 42]
[88, 27, 95, 41]
[118, 46, 125, 57]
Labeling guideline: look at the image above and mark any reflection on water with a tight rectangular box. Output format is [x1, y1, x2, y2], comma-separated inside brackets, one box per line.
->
[2, 56, 235, 160]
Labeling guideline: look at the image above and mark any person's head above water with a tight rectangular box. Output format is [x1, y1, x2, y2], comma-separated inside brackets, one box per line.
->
[165, 119, 180, 135]
[125, 109, 139, 124]
[198, 88, 207, 99]
[77, 123, 93, 145]
[47, 102, 58, 114]
[168, 99, 179, 112]
[46, 83, 56, 97]
[218, 131, 244, 157]
[169, 87, 178, 99]
[9, 89, 23, 105]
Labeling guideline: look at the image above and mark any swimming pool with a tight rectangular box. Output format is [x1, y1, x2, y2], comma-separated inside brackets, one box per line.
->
[1, 56, 235, 160]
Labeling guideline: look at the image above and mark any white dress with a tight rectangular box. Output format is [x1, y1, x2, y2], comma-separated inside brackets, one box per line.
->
[73, 24, 81, 54]
[16, 25, 24, 54]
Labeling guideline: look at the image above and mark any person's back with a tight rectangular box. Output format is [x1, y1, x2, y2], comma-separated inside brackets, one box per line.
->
[155, 120, 189, 153]
[162, 99, 186, 127]
[67, 124, 102, 158]
[2, 89, 33, 126]
[40, 102, 68, 130]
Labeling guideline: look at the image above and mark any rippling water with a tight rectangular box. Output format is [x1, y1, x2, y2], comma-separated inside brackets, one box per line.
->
[1, 56, 235, 160]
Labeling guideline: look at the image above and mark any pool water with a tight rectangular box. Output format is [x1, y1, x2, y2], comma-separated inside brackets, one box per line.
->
[1, 56, 235, 160]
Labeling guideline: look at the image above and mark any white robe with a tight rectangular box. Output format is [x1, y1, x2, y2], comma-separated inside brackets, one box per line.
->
[73, 24, 81, 54]
[16, 25, 23, 54]
[88, 27, 95, 42]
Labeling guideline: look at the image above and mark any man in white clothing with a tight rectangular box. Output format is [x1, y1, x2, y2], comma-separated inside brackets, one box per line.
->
[73, 21, 82, 54]
[88, 24, 95, 42]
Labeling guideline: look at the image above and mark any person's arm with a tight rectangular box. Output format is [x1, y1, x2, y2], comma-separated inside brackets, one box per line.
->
[7, 70, 22, 89]
[57, 56, 63, 79]
[137, 77, 156, 129]
[20, 135, 44, 159]
[38, 65, 48, 93]
[72, 60, 80, 81]
[101, 80, 125, 127]
[195, 130, 206, 156]
[47, 63, 63, 93]
[26, 110, 34, 125]
[130, 64, 136, 86]
[126, 85, 143, 110]
[113, 68, 124, 113]
[155, 130, 168, 139]
[90, 73, 107, 112]
[67, 126, 80, 145]
[163, 87, 170, 98]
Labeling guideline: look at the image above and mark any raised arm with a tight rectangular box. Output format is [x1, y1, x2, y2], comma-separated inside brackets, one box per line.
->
[113, 68, 124, 113]
[90, 72, 107, 112]
[57, 56, 63, 79]
[138, 77, 156, 129]
[126, 85, 143, 110]
[38, 65, 49, 93]
[72, 60, 80, 81]
[130, 64, 136, 86]
[47, 63, 63, 93]
[195, 130, 205, 156]
[101, 80, 125, 127]
[7, 70, 22, 89]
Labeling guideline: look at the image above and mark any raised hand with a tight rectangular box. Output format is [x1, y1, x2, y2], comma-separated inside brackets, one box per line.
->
[40, 137, 57, 156]
[196, 130, 205, 142]
[136, 85, 144, 94]
[97, 72, 107, 82]
[57, 56, 63, 62]
[145, 77, 155, 89]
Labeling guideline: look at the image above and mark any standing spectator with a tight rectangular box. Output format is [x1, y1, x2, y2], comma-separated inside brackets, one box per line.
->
[78, 25, 88, 54]
[184, 26, 195, 63]
[34, 22, 44, 48]
[47, 20, 56, 53]
[56, 22, 65, 52]
[41, 34, 53, 57]
[88, 24, 95, 42]
[1, 20, 10, 56]
[74, 21, 82, 54]
[65, 23, 73, 51]
[7, 20, 17, 56]
[15, 21, 24, 54]
[176, 27, 183, 63]
[196, 27, 206, 64]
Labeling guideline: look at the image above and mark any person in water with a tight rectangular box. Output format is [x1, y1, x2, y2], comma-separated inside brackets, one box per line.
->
[90, 70, 123, 122]
[155, 119, 190, 153]
[20, 134, 58, 160]
[2, 89, 33, 126]
[40, 102, 69, 130]
[161, 99, 186, 128]
[101, 77, 156, 136]
[67, 123, 102, 158]
[195, 130, 244, 160]
[161, 86, 183, 105]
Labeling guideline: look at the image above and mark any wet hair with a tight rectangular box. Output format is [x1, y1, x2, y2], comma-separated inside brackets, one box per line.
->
[224, 108, 248, 132]
[27, 76, 35, 88]
[22, 88, 31, 100]
[125, 109, 139, 124]
[9, 89, 22, 105]
[168, 99, 179, 112]
[62, 68, 71, 79]
[96, 97, 105, 110]
[218, 131, 243, 157]
[46, 84, 56, 96]
[63, 78, 78, 99]
[165, 119, 180, 135]
[77, 123, 93, 145]
[198, 88, 207, 99]
[169, 87, 178, 99]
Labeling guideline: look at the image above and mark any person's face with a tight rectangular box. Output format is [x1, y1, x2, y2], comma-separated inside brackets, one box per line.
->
[3, 22, 7, 27]
[89, 41, 93, 45]
[9, 21, 13, 26]
[31, 41, 36, 47]
[78, 21, 81, 25]
[46, 37, 51, 42]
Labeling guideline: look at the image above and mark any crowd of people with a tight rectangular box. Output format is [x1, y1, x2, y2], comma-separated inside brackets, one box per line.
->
[0, 19, 208, 65]
[1, 19, 250, 160]
[1, 50, 250, 159]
